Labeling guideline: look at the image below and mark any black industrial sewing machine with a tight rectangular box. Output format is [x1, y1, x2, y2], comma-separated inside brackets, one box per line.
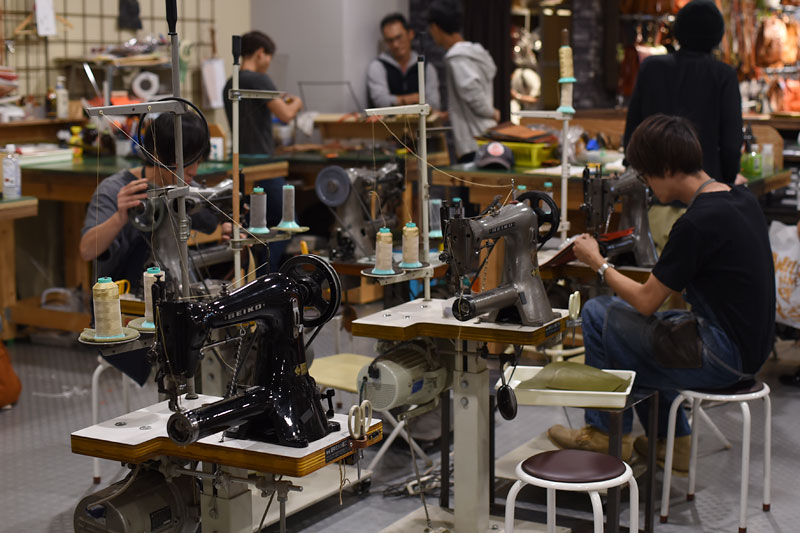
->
[581, 166, 658, 267]
[149, 254, 343, 448]
[440, 191, 560, 327]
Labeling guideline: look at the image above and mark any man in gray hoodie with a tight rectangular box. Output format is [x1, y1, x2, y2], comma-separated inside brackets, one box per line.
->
[429, 0, 499, 162]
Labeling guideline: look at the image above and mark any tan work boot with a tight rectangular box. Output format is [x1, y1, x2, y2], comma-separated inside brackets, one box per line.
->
[547, 425, 633, 462]
[633, 434, 691, 477]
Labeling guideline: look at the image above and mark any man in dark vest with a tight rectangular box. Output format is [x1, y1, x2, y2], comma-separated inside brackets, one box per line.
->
[367, 13, 440, 109]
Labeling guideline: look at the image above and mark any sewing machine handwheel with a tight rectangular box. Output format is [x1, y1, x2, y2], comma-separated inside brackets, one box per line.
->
[280, 254, 342, 328]
[129, 184, 166, 232]
[517, 191, 560, 244]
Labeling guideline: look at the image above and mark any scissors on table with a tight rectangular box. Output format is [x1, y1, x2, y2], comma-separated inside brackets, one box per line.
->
[348, 400, 372, 479]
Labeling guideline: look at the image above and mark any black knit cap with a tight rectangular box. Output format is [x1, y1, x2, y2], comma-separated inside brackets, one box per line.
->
[674, 0, 725, 53]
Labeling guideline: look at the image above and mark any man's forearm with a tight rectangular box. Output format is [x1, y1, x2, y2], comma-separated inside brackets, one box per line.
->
[80, 214, 124, 261]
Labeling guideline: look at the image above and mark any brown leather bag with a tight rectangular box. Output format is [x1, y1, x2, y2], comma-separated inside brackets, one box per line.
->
[0, 342, 21, 408]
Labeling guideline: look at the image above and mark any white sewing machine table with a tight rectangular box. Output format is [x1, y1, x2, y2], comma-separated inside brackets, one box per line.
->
[71, 394, 382, 531]
[352, 298, 568, 533]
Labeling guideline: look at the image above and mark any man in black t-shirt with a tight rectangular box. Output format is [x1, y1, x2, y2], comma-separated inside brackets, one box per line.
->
[547, 115, 774, 473]
[223, 31, 302, 272]
[223, 31, 302, 155]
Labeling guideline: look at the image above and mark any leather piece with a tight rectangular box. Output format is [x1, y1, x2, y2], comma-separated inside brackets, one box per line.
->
[691, 380, 764, 396]
[521, 449, 626, 484]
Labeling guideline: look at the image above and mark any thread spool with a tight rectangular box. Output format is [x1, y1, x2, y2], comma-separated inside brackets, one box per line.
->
[276, 184, 301, 230]
[248, 186, 270, 234]
[371, 227, 394, 275]
[557, 28, 576, 115]
[429, 199, 443, 238]
[142, 267, 163, 328]
[400, 222, 423, 268]
[93, 277, 124, 339]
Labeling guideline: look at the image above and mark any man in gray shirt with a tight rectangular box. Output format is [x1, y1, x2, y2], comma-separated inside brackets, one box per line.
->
[429, 0, 498, 161]
[367, 13, 440, 110]
[80, 114, 230, 289]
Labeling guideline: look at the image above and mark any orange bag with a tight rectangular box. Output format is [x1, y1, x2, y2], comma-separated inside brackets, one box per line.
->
[0, 342, 21, 407]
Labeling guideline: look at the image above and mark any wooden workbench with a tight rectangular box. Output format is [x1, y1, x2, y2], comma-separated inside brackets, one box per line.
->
[71, 394, 383, 478]
[0, 196, 38, 339]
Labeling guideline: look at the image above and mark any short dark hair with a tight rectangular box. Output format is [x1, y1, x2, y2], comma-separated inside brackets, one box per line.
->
[428, 0, 462, 35]
[241, 30, 276, 58]
[143, 112, 209, 169]
[626, 114, 703, 178]
[381, 13, 409, 31]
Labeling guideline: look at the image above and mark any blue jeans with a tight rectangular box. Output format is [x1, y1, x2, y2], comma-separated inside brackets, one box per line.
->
[582, 295, 747, 438]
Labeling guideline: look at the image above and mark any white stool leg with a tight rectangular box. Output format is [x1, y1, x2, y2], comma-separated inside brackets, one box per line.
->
[695, 405, 732, 449]
[366, 411, 404, 472]
[504, 480, 525, 533]
[739, 402, 752, 533]
[688, 397, 701, 500]
[763, 394, 772, 512]
[589, 491, 603, 533]
[628, 475, 639, 533]
[661, 393, 685, 523]
[547, 487, 556, 533]
[91, 358, 110, 484]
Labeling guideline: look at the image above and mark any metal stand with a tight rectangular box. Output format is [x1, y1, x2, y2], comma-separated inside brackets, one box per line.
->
[228, 35, 283, 287]
[363, 56, 433, 300]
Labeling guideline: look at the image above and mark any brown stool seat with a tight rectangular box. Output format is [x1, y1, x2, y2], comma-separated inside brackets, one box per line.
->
[521, 449, 626, 484]
[690, 380, 763, 396]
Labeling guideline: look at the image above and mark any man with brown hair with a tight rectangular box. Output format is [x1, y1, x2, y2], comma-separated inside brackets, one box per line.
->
[548, 115, 774, 473]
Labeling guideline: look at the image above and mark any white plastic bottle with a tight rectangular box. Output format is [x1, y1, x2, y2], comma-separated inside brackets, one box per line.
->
[55, 76, 69, 120]
[3, 145, 21, 200]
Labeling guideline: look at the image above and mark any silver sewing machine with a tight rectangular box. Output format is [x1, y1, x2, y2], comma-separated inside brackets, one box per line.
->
[581, 166, 658, 267]
[129, 179, 234, 296]
[314, 162, 404, 262]
[440, 192, 560, 327]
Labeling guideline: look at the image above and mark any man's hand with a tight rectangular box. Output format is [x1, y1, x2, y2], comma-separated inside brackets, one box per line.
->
[115, 178, 149, 225]
[493, 108, 501, 122]
[572, 233, 604, 271]
[734, 173, 748, 185]
[396, 93, 419, 106]
[221, 222, 233, 242]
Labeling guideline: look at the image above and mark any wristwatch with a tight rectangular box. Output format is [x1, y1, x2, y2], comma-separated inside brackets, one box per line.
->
[597, 262, 614, 282]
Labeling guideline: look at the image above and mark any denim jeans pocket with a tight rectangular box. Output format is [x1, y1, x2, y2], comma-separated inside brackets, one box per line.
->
[652, 314, 703, 369]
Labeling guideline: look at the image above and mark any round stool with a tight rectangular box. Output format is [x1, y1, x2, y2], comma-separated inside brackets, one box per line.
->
[660, 381, 771, 533]
[505, 449, 639, 533]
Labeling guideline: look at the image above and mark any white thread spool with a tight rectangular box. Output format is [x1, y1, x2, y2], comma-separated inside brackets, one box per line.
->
[429, 198, 443, 238]
[400, 222, 422, 268]
[93, 277, 124, 338]
[249, 186, 270, 234]
[372, 227, 394, 274]
[143, 267, 163, 328]
[276, 184, 300, 230]
[557, 30, 576, 113]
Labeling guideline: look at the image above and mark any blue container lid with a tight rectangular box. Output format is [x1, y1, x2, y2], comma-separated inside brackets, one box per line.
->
[379, 227, 391, 233]
[517, 185, 527, 190]
[283, 184, 294, 190]
[405, 222, 417, 228]
[98, 277, 112, 283]
[452, 197, 462, 203]
[253, 186, 264, 194]
[146, 267, 161, 274]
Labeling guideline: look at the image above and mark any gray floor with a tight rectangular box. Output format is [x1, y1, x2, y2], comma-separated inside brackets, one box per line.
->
[1, 323, 799, 533]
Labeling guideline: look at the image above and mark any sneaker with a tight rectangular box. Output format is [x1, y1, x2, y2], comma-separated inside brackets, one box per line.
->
[633, 434, 691, 477]
[547, 424, 633, 462]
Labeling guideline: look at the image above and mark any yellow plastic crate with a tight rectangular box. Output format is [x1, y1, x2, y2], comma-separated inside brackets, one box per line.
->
[477, 139, 555, 168]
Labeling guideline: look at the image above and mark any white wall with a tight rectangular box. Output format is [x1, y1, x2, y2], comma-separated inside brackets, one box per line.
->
[251, 0, 407, 113]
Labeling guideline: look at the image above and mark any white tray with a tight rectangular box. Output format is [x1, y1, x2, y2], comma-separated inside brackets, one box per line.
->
[499, 366, 636, 409]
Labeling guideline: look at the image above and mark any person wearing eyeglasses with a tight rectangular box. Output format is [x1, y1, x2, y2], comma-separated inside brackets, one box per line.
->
[548, 115, 774, 475]
[367, 13, 440, 110]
